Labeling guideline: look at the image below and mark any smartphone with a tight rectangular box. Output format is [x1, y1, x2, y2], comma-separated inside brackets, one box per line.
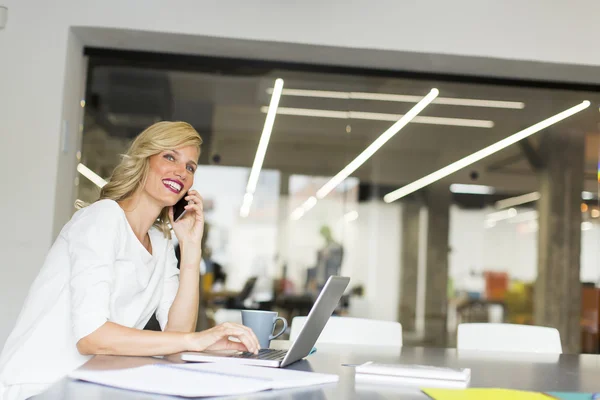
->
[173, 192, 189, 222]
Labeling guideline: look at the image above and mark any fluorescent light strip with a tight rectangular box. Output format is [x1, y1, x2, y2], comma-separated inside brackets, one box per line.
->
[268, 88, 525, 109]
[77, 163, 107, 188]
[495, 192, 541, 209]
[240, 78, 284, 218]
[582, 191, 594, 200]
[290, 196, 317, 221]
[487, 208, 517, 222]
[239, 193, 253, 218]
[290, 208, 305, 221]
[303, 196, 317, 211]
[247, 79, 284, 193]
[384, 101, 591, 203]
[261, 106, 493, 128]
[450, 184, 496, 195]
[316, 88, 439, 200]
[344, 210, 359, 222]
[496, 190, 594, 210]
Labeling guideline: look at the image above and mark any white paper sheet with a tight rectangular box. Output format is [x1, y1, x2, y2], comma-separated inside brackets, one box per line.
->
[355, 362, 471, 382]
[175, 362, 339, 389]
[355, 373, 470, 389]
[68, 362, 338, 397]
[69, 364, 272, 397]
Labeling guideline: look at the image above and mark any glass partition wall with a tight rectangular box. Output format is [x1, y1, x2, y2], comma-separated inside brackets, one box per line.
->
[76, 51, 600, 351]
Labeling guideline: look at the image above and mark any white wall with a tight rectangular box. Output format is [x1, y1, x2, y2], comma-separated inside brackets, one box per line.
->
[190, 165, 280, 297]
[449, 206, 600, 292]
[283, 199, 401, 322]
[2, 0, 600, 344]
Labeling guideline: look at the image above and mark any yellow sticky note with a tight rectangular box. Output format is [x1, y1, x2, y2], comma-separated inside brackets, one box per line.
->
[423, 388, 552, 400]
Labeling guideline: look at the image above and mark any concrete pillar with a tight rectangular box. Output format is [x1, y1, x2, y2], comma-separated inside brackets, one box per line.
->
[276, 172, 290, 279]
[535, 130, 585, 354]
[398, 200, 421, 332]
[423, 184, 451, 346]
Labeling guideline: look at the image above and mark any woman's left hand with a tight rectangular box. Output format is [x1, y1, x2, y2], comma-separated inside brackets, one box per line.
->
[169, 190, 205, 246]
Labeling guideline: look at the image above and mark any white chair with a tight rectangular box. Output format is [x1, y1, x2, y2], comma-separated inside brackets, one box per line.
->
[290, 316, 402, 347]
[457, 323, 562, 354]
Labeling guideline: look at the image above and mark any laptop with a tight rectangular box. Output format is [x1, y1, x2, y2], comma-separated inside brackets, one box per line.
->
[181, 275, 350, 368]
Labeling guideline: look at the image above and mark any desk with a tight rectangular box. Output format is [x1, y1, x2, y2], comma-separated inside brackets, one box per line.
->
[34, 342, 600, 399]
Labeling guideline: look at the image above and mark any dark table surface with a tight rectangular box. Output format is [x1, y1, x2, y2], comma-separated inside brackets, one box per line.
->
[34, 341, 600, 399]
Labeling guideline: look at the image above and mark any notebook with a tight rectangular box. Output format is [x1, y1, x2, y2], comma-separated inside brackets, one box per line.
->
[355, 362, 470, 388]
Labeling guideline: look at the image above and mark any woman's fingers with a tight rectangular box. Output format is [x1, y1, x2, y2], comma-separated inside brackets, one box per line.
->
[227, 323, 260, 350]
[238, 325, 260, 349]
[219, 323, 260, 353]
[223, 328, 258, 354]
[225, 340, 249, 352]
[184, 203, 204, 220]
[185, 191, 204, 207]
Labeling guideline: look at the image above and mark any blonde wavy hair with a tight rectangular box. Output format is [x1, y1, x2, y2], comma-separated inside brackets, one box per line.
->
[98, 121, 202, 238]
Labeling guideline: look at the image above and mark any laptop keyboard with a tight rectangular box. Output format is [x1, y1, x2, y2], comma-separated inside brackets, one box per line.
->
[235, 349, 288, 360]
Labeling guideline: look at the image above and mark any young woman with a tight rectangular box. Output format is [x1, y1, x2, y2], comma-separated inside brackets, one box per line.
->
[0, 121, 259, 400]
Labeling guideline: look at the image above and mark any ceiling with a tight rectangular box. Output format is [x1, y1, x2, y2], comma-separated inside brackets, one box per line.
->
[84, 63, 600, 201]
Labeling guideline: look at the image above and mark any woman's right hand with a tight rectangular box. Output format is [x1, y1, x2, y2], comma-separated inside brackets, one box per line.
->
[184, 322, 261, 354]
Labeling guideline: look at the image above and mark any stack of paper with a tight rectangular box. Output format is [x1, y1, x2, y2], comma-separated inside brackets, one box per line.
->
[69, 362, 338, 397]
[354, 362, 471, 389]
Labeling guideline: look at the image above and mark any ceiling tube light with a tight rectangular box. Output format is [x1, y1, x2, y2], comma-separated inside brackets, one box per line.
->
[496, 190, 595, 210]
[384, 100, 591, 203]
[316, 89, 439, 200]
[582, 191, 595, 200]
[450, 184, 496, 195]
[495, 192, 541, 209]
[240, 78, 284, 217]
[352, 111, 493, 128]
[247, 78, 284, 193]
[239, 193, 253, 218]
[77, 163, 107, 188]
[344, 210, 359, 222]
[262, 106, 347, 119]
[433, 97, 524, 109]
[290, 208, 305, 221]
[487, 208, 518, 222]
[290, 196, 317, 221]
[267, 88, 525, 109]
[261, 106, 493, 128]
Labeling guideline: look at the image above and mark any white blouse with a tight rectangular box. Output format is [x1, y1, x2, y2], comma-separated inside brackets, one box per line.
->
[0, 200, 180, 399]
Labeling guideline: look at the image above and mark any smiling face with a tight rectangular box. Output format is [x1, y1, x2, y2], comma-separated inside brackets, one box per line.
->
[144, 146, 200, 207]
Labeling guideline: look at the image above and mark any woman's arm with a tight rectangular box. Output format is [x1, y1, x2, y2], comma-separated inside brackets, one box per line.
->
[164, 244, 201, 332]
[77, 321, 260, 356]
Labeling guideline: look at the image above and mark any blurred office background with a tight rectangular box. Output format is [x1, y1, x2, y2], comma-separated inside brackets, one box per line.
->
[2, 1, 600, 354]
